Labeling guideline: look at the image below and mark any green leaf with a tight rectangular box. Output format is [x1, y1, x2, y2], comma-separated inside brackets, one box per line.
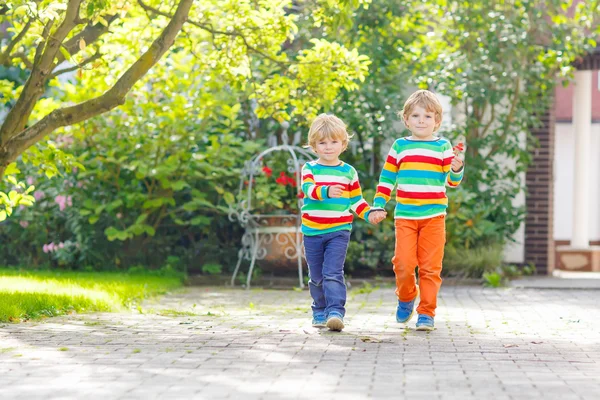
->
[170, 180, 189, 191]
[190, 216, 211, 226]
[4, 163, 20, 176]
[106, 199, 123, 212]
[223, 192, 235, 205]
[59, 45, 72, 62]
[135, 214, 148, 224]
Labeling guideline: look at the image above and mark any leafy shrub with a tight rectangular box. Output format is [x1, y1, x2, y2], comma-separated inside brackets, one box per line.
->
[443, 243, 504, 279]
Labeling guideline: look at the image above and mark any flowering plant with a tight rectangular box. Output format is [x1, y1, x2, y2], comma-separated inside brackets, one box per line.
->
[249, 161, 304, 214]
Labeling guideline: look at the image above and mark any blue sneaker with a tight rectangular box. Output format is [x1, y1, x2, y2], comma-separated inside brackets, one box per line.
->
[415, 314, 434, 331]
[396, 293, 418, 323]
[326, 312, 344, 332]
[312, 314, 327, 327]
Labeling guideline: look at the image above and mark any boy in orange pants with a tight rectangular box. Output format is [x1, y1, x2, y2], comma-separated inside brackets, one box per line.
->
[370, 90, 464, 331]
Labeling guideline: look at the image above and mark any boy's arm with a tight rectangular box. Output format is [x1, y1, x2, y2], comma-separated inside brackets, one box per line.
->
[348, 170, 372, 222]
[442, 143, 464, 187]
[373, 141, 400, 208]
[301, 164, 329, 200]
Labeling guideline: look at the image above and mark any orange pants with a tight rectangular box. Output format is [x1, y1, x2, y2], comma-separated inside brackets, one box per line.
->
[392, 216, 445, 317]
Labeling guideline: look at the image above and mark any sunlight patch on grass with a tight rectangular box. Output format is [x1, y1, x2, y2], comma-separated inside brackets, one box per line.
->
[0, 269, 184, 322]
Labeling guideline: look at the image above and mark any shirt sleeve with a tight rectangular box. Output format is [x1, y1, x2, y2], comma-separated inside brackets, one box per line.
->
[442, 141, 464, 187]
[349, 168, 372, 222]
[373, 140, 400, 208]
[301, 164, 329, 200]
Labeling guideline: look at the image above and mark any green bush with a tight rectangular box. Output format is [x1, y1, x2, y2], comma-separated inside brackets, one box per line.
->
[442, 243, 504, 279]
[201, 263, 223, 275]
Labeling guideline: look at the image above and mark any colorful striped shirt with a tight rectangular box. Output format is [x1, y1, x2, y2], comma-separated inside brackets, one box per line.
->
[373, 137, 464, 220]
[301, 161, 372, 236]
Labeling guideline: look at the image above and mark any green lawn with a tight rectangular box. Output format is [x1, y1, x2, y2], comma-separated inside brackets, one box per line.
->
[0, 269, 184, 322]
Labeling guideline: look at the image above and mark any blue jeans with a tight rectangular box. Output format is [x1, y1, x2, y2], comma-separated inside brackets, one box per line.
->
[303, 230, 350, 318]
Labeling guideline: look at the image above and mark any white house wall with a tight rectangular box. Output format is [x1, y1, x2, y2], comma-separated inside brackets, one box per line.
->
[554, 122, 600, 242]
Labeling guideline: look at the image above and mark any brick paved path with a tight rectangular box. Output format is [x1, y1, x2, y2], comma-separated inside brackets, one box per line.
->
[1, 285, 599, 400]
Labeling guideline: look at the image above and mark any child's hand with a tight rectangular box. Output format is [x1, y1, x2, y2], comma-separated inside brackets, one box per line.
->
[369, 210, 387, 225]
[328, 185, 345, 198]
[452, 142, 465, 172]
[451, 157, 463, 172]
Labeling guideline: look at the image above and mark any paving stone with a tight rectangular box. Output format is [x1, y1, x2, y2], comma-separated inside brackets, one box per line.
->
[1, 286, 599, 399]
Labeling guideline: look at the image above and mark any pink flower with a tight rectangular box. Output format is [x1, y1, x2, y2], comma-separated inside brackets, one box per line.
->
[34, 191, 45, 201]
[19, 221, 29, 228]
[58, 242, 64, 249]
[55, 195, 67, 211]
[43, 242, 56, 253]
[54, 195, 72, 211]
[116, 213, 123, 219]
[26, 177, 34, 185]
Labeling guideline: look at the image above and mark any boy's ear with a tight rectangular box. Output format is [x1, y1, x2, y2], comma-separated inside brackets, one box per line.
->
[401, 113, 409, 127]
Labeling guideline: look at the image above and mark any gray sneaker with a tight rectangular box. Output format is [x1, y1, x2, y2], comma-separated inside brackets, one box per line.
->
[326, 312, 344, 332]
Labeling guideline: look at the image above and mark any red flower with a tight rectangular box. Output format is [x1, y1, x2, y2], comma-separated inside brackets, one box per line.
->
[287, 176, 297, 187]
[297, 192, 305, 199]
[276, 171, 288, 185]
[262, 166, 273, 177]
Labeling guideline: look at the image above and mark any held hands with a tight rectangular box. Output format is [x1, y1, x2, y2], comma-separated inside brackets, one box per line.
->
[327, 185, 345, 198]
[451, 142, 465, 172]
[368, 210, 387, 225]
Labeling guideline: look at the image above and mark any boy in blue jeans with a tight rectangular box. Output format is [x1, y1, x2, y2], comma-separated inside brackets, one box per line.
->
[301, 113, 384, 331]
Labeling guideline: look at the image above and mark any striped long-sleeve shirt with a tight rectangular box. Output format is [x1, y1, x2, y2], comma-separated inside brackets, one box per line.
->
[373, 137, 464, 219]
[301, 161, 372, 236]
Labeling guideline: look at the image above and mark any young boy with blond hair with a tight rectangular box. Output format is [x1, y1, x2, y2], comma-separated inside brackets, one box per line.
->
[301, 113, 384, 331]
[369, 90, 464, 331]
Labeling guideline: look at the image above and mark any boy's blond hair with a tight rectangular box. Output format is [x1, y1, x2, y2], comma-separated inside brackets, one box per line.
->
[306, 113, 351, 151]
[400, 90, 443, 131]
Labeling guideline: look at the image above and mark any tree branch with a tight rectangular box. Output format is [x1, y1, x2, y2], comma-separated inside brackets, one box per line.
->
[138, 0, 288, 67]
[56, 15, 119, 64]
[479, 102, 496, 138]
[0, 0, 194, 180]
[0, 0, 83, 145]
[488, 77, 521, 157]
[0, 19, 33, 66]
[11, 52, 33, 69]
[49, 51, 103, 79]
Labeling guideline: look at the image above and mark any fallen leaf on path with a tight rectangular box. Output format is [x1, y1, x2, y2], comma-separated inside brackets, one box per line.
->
[360, 336, 382, 343]
[503, 344, 519, 348]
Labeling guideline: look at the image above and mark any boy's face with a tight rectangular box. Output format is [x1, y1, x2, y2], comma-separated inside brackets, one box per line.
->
[313, 137, 344, 165]
[404, 105, 440, 140]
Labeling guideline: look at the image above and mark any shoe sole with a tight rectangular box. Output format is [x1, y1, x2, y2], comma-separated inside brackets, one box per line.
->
[415, 325, 434, 331]
[312, 322, 326, 328]
[326, 317, 344, 331]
